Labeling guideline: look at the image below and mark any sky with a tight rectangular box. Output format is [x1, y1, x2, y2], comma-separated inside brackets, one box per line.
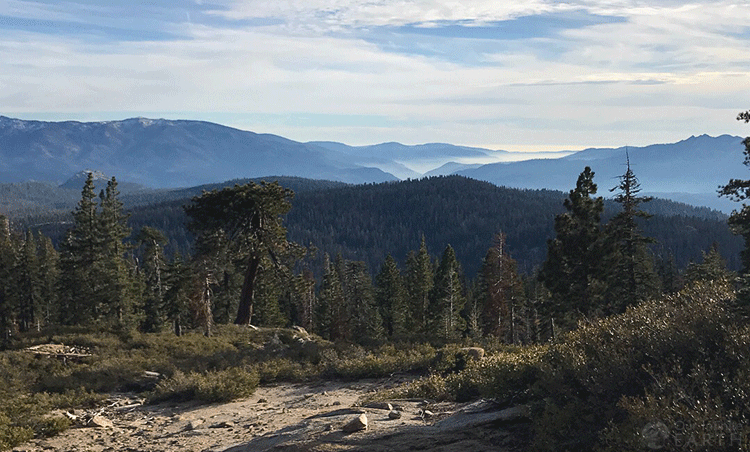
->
[1, 0, 749, 152]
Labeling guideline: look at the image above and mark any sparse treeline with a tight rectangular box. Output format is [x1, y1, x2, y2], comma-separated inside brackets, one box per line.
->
[0, 162, 737, 345]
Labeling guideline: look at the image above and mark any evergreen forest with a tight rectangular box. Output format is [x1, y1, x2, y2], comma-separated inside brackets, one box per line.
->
[2, 113, 750, 451]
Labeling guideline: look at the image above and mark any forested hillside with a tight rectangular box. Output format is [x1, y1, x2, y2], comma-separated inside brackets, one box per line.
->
[1, 165, 748, 452]
[15, 175, 740, 278]
[1, 176, 350, 220]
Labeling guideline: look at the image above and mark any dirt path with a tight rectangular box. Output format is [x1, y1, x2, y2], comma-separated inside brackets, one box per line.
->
[13, 379, 529, 452]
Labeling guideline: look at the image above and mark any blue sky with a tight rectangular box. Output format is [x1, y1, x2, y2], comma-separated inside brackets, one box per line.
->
[1, 0, 749, 152]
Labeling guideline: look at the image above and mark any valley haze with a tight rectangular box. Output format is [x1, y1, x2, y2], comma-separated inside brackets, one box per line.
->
[0, 116, 744, 213]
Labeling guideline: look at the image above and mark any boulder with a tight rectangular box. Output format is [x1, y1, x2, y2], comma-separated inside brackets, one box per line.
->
[88, 415, 113, 429]
[342, 413, 368, 433]
[388, 410, 402, 420]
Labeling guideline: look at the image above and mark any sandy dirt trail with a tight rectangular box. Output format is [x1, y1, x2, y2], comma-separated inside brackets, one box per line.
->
[13, 378, 529, 452]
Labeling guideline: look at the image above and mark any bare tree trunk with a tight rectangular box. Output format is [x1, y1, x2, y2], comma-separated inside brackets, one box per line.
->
[174, 317, 182, 336]
[235, 255, 261, 325]
[203, 276, 213, 337]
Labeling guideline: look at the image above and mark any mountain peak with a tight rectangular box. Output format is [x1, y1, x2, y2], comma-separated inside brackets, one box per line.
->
[59, 170, 109, 189]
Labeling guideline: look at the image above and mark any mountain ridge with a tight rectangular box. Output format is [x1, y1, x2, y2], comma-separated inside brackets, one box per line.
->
[0, 115, 745, 212]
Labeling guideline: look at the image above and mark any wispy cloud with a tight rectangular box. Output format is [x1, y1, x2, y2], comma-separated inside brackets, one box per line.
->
[1, 0, 748, 148]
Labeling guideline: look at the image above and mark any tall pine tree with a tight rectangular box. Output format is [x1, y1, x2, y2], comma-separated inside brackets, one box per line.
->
[605, 155, 659, 313]
[0, 216, 16, 339]
[59, 172, 100, 324]
[480, 232, 524, 342]
[375, 254, 408, 340]
[136, 226, 168, 332]
[315, 254, 348, 341]
[14, 230, 41, 332]
[719, 109, 750, 311]
[429, 245, 466, 342]
[185, 182, 297, 326]
[98, 177, 138, 328]
[404, 236, 434, 341]
[37, 232, 60, 326]
[539, 167, 607, 323]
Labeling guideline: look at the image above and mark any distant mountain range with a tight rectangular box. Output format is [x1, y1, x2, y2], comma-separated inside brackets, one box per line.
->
[453, 134, 746, 213]
[0, 116, 397, 187]
[0, 116, 746, 212]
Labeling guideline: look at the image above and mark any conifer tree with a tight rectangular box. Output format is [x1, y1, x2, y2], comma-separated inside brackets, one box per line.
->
[375, 254, 408, 340]
[404, 236, 433, 340]
[429, 245, 466, 342]
[191, 228, 233, 326]
[480, 232, 524, 342]
[655, 253, 682, 294]
[343, 260, 384, 346]
[59, 172, 100, 324]
[719, 110, 750, 310]
[294, 268, 317, 332]
[684, 243, 735, 285]
[14, 230, 41, 332]
[605, 156, 659, 313]
[0, 216, 16, 338]
[163, 252, 192, 336]
[465, 279, 483, 339]
[37, 232, 60, 326]
[136, 226, 167, 332]
[315, 254, 348, 340]
[251, 257, 286, 327]
[539, 167, 607, 322]
[185, 182, 297, 326]
[98, 177, 138, 327]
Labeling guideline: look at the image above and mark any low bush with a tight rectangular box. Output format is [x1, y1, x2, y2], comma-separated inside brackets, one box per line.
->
[379, 280, 748, 451]
[147, 367, 260, 404]
[0, 413, 33, 451]
[322, 343, 437, 380]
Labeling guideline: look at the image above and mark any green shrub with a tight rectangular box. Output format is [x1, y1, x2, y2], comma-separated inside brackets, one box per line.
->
[147, 367, 260, 404]
[322, 343, 437, 380]
[35, 416, 71, 438]
[0, 413, 33, 451]
[382, 373, 451, 401]
[530, 279, 747, 451]
[444, 346, 545, 403]
[256, 358, 310, 383]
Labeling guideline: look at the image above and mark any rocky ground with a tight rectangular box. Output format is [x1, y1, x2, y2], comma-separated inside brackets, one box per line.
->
[12, 378, 530, 452]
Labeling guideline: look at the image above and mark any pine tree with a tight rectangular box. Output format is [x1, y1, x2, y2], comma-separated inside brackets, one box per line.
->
[719, 110, 750, 310]
[343, 260, 384, 346]
[59, 172, 100, 324]
[539, 167, 607, 323]
[375, 254, 408, 340]
[480, 232, 524, 342]
[294, 268, 317, 332]
[654, 253, 682, 294]
[98, 177, 138, 328]
[192, 228, 231, 323]
[0, 216, 16, 339]
[684, 243, 735, 284]
[185, 182, 297, 326]
[429, 245, 466, 342]
[163, 252, 192, 336]
[37, 232, 60, 326]
[252, 257, 286, 327]
[404, 236, 433, 340]
[465, 279, 483, 339]
[605, 155, 659, 313]
[14, 230, 41, 332]
[315, 254, 348, 341]
[136, 226, 167, 332]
